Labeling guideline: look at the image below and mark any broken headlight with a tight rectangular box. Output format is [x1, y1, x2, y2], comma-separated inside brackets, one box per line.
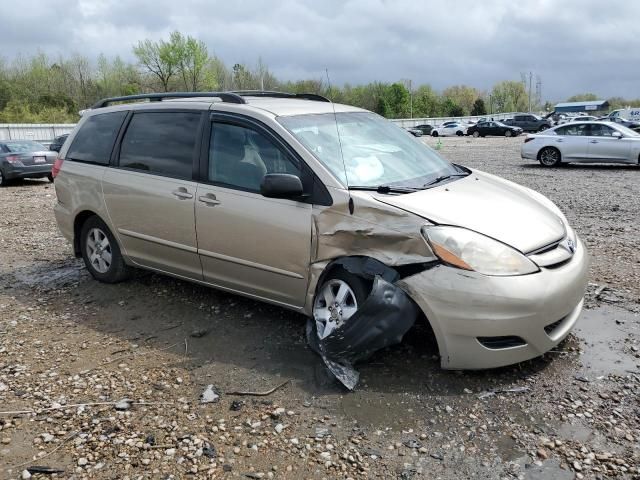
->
[422, 226, 539, 276]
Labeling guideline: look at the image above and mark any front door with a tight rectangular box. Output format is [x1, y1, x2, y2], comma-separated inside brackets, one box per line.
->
[103, 110, 204, 279]
[586, 124, 632, 163]
[195, 117, 313, 307]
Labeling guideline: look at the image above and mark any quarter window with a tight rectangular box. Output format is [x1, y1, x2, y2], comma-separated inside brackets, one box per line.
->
[555, 124, 588, 136]
[209, 122, 301, 192]
[67, 111, 127, 164]
[119, 112, 200, 179]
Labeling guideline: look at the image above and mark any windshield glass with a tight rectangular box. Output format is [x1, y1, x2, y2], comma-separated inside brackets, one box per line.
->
[278, 112, 460, 188]
[6, 141, 45, 152]
[615, 124, 640, 137]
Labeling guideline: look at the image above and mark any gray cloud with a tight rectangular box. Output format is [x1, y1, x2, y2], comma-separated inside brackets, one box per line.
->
[2, 0, 639, 101]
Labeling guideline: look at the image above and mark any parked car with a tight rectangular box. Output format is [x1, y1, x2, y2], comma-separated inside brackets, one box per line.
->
[607, 116, 640, 131]
[569, 116, 597, 122]
[0, 140, 56, 186]
[521, 121, 640, 167]
[405, 127, 423, 137]
[467, 121, 523, 138]
[431, 122, 467, 137]
[53, 91, 588, 375]
[413, 124, 433, 135]
[49, 134, 69, 152]
[503, 113, 551, 132]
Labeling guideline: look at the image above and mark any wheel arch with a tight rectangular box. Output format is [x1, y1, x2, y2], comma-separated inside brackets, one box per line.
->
[537, 145, 562, 161]
[73, 210, 103, 257]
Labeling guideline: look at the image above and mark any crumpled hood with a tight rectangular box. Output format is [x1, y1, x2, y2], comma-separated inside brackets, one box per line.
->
[375, 170, 566, 253]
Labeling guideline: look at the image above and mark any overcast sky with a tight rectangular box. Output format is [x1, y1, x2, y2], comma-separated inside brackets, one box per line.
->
[3, 0, 639, 101]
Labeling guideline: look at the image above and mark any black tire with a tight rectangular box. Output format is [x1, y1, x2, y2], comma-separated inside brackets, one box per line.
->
[80, 216, 131, 283]
[431, 131, 439, 137]
[472, 131, 480, 138]
[538, 147, 561, 167]
[456, 130, 463, 136]
[538, 125, 548, 132]
[505, 130, 513, 137]
[47, 173, 54, 183]
[0, 169, 6, 187]
[326, 268, 369, 305]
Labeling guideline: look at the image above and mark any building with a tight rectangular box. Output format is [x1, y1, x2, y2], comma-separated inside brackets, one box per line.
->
[553, 100, 609, 113]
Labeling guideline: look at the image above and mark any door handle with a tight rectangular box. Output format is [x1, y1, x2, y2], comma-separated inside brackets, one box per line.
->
[198, 194, 221, 206]
[556, 139, 563, 142]
[589, 140, 599, 144]
[172, 188, 193, 200]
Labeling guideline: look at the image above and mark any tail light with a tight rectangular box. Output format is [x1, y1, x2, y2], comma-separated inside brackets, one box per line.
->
[524, 137, 535, 143]
[6, 155, 20, 164]
[52, 157, 64, 178]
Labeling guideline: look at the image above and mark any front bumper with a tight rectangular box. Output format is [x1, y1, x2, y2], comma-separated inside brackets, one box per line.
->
[398, 236, 589, 369]
[4, 163, 52, 180]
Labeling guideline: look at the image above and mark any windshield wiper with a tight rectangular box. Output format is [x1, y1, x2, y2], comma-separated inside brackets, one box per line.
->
[349, 185, 420, 194]
[423, 173, 469, 187]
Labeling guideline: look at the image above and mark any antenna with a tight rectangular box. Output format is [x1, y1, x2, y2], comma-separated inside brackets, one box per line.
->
[325, 68, 353, 214]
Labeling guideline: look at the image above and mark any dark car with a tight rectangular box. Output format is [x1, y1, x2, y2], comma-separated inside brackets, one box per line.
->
[0, 140, 57, 186]
[467, 121, 523, 138]
[405, 127, 423, 137]
[413, 124, 434, 135]
[608, 117, 640, 132]
[503, 114, 551, 132]
[49, 134, 69, 152]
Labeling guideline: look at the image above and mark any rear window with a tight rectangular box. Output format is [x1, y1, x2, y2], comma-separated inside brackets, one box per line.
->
[118, 112, 200, 179]
[67, 111, 127, 164]
[5, 141, 45, 152]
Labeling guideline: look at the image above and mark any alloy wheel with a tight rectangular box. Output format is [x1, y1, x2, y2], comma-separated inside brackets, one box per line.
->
[313, 279, 359, 339]
[540, 148, 560, 166]
[86, 227, 113, 273]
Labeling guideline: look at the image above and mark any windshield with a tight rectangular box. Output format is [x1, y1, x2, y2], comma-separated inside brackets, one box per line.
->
[278, 112, 461, 188]
[6, 141, 45, 152]
[615, 124, 640, 137]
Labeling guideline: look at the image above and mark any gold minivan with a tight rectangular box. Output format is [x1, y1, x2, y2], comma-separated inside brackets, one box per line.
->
[54, 92, 588, 388]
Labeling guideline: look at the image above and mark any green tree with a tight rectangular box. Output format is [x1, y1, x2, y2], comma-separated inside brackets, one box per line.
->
[133, 37, 179, 91]
[470, 98, 487, 116]
[170, 32, 209, 91]
[566, 93, 599, 102]
[442, 85, 478, 115]
[490, 80, 528, 113]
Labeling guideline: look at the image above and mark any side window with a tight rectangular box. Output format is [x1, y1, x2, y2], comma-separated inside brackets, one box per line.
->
[66, 111, 127, 164]
[555, 124, 587, 136]
[514, 115, 523, 121]
[209, 122, 301, 192]
[119, 112, 200, 179]
[589, 124, 614, 137]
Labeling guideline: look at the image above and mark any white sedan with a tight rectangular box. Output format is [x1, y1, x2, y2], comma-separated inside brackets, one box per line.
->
[521, 121, 640, 167]
[431, 122, 468, 137]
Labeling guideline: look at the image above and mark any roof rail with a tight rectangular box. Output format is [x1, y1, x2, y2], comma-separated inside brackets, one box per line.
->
[231, 90, 331, 103]
[90, 92, 246, 109]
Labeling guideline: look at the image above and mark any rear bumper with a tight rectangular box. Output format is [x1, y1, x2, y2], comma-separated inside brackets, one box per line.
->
[398, 236, 589, 369]
[3, 164, 52, 180]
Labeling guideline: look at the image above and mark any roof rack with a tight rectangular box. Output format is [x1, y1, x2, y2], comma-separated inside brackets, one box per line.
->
[231, 90, 331, 103]
[90, 92, 246, 109]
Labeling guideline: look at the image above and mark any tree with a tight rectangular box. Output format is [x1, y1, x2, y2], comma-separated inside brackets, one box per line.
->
[133, 37, 179, 91]
[490, 80, 528, 113]
[470, 98, 487, 116]
[442, 85, 478, 115]
[566, 93, 598, 102]
[170, 32, 209, 91]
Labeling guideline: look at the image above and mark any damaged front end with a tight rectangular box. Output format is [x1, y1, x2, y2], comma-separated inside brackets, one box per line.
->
[305, 189, 437, 389]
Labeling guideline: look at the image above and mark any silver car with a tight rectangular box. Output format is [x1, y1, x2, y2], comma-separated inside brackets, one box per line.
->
[53, 92, 588, 383]
[521, 121, 640, 167]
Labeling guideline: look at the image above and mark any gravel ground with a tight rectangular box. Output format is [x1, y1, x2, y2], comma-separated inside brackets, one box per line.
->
[0, 137, 638, 479]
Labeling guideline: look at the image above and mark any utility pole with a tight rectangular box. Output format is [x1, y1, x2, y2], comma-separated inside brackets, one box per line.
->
[409, 79, 413, 118]
[528, 71, 533, 112]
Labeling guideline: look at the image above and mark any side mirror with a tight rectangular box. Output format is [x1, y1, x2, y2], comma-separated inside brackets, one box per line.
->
[260, 173, 304, 199]
[612, 131, 623, 139]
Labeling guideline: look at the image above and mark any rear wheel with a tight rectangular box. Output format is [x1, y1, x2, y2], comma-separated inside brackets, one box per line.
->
[431, 131, 439, 137]
[538, 125, 547, 132]
[456, 130, 463, 136]
[80, 216, 131, 283]
[47, 173, 54, 183]
[472, 131, 480, 138]
[313, 269, 369, 340]
[539, 147, 561, 167]
[505, 130, 513, 137]
[0, 169, 6, 187]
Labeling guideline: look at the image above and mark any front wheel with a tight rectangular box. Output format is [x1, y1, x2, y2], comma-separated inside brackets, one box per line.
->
[472, 131, 480, 138]
[539, 147, 561, 167]
[313, 269, 369, 340]
[431, 131, 439, 137]
[538, 125, 548, 132]
[456, 131, 463, 136]
[505, 130, 513, 137]
[80, 216, 131, 283]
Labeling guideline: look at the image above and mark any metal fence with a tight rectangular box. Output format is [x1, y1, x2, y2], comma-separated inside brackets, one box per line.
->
[1, 113, 519, 143]
[0, 124, 76, 144]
